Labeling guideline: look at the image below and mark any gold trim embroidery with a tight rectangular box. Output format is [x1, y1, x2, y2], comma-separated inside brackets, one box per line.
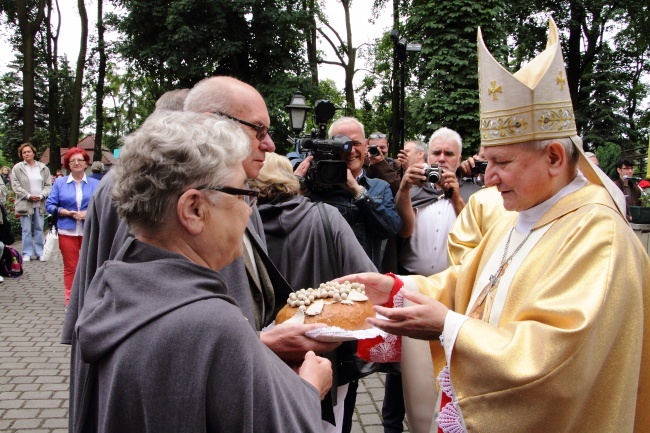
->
[538, 109, 574, 131]
[488, 81, 502, 101]
[481, 116, 528, 138]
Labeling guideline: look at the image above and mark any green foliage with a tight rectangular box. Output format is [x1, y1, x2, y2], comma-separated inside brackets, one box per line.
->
[639, 192, 650, 207]
[595, 142, 622, 178]
[3, 187, 21, 240]
[404, 0, 507, 154]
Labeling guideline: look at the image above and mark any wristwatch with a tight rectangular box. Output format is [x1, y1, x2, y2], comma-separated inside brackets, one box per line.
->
[353, 187, 368, 201]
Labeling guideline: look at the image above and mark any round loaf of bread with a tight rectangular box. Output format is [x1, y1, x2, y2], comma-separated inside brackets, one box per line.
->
[275, 281, 374, 331]
[276, 300, 374, 330]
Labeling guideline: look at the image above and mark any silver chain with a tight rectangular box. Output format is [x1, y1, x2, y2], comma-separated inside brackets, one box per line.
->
[498, 227, 535, 271]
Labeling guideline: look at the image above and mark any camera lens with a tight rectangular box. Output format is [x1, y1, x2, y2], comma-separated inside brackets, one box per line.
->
[425, 166, 441, 184]
[368, 145, 380, 157]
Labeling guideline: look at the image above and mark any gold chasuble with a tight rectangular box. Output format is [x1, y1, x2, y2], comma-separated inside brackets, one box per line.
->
[447, 186, 510, 268]
[408, 184, 650, 433]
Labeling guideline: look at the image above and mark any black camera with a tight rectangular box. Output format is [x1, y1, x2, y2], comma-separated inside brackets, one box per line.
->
[471, 161, 488, 175]
[368, 145, 381, 157]
[424, 164, 442, 184]
[292, 100, 352, 190]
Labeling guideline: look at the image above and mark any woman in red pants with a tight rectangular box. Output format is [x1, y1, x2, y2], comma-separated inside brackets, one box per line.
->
[46, 148, 100, 306]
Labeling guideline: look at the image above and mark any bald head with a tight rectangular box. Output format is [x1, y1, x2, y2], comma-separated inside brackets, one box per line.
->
[184, 76, 275, 179]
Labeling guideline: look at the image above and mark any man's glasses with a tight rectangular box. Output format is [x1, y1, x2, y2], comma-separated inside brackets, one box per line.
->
[213, 112, 273, 141]
[199, 185, 259, 208]
[369, 133, 386, 139]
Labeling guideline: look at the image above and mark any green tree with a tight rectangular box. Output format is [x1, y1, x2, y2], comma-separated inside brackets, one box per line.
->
[0, 0, 47, 143]
[69, 0, 88, 147]
[110, 0, 315, 152]
[502, 0, 649, 156]
[404, 0, 506, 153]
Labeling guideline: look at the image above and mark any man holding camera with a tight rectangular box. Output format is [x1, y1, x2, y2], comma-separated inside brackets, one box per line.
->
[306, 117, 402, 270]
[365, 131, 402, 195]
[396, 127, 480, 275]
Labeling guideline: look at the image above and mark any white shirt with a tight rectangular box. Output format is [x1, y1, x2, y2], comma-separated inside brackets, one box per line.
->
[399, 199, 456, 275]
[26, 163, 43, 197]
[59, 174, 88, 237]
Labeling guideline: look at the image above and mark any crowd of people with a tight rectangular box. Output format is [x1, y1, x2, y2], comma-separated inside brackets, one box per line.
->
[1, 16, 648, 433]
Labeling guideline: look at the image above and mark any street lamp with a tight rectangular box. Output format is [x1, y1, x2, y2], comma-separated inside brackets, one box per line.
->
[285, 91, 310, 136]
[390, 30, 421, 151]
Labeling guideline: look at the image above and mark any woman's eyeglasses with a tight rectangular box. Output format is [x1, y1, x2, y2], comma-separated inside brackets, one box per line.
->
[200, 185, 259, 208]
[213, 112, 273, 141]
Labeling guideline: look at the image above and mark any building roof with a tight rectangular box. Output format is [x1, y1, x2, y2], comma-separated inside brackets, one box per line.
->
[40, 135, 118, 166]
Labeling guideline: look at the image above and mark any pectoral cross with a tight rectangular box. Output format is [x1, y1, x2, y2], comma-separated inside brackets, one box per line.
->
[469, 261, 510, 320]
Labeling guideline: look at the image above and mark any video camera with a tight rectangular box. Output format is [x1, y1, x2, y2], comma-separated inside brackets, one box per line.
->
[293, 100, 353, 190]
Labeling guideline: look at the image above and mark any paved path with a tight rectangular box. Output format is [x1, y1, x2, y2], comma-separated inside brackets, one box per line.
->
[0, 242, 409, 433]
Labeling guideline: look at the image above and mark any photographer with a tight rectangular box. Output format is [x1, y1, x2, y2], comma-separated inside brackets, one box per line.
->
[459, 146, 488, 187]
[300, 117, 402, 270]
[396, 128, 479, 274]
[365, 132, 401, 195]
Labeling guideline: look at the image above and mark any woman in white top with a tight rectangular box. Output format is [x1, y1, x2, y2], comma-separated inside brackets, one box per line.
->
[11, 143, 52, 261]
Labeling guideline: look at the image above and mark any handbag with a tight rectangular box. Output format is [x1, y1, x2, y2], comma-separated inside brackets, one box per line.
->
[43, 227, 60, 262]
[43, 209, 60, 262]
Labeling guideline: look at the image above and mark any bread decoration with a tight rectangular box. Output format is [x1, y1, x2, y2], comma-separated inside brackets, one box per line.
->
[275, 281, 374, 330]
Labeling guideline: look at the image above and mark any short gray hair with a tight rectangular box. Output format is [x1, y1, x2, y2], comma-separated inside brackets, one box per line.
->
[407, 140, 428, 155]
[429, 127, 462, 154]
[328, 117, 365, 139]
[91, 161, 104, 173]
[515, 137, 579, 166]
[155, 89, 190, 112]
[112, 111, 249, 234]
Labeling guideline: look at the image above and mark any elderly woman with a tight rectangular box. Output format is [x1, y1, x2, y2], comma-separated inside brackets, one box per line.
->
[71, 111, 331, 433]
[249, 152, 376, 433]
[46, 148, 100, 305]
[11, 142, 52, 261]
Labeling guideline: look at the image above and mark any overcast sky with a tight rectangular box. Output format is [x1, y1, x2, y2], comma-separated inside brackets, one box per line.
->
[0, 1, 393, 95]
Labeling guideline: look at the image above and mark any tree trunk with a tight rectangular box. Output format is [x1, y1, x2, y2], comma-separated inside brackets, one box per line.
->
[94, 0, 106, 162]
[46, 0, 62, 173]
[566, 0, 584, 132]
[16, 0, 47, 143]
[305, 0, 319, 85]
[69, 0, 88, 148]
[342, 0, 355, 111]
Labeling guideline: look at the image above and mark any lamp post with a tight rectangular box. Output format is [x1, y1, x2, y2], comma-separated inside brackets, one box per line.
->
[285, 91, 310, 136]
[390, 31, 421, 151]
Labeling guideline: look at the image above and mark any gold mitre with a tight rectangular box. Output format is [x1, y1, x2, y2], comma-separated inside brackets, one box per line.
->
[478, 18, 627, 219]
[478, 18, 575, 146]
